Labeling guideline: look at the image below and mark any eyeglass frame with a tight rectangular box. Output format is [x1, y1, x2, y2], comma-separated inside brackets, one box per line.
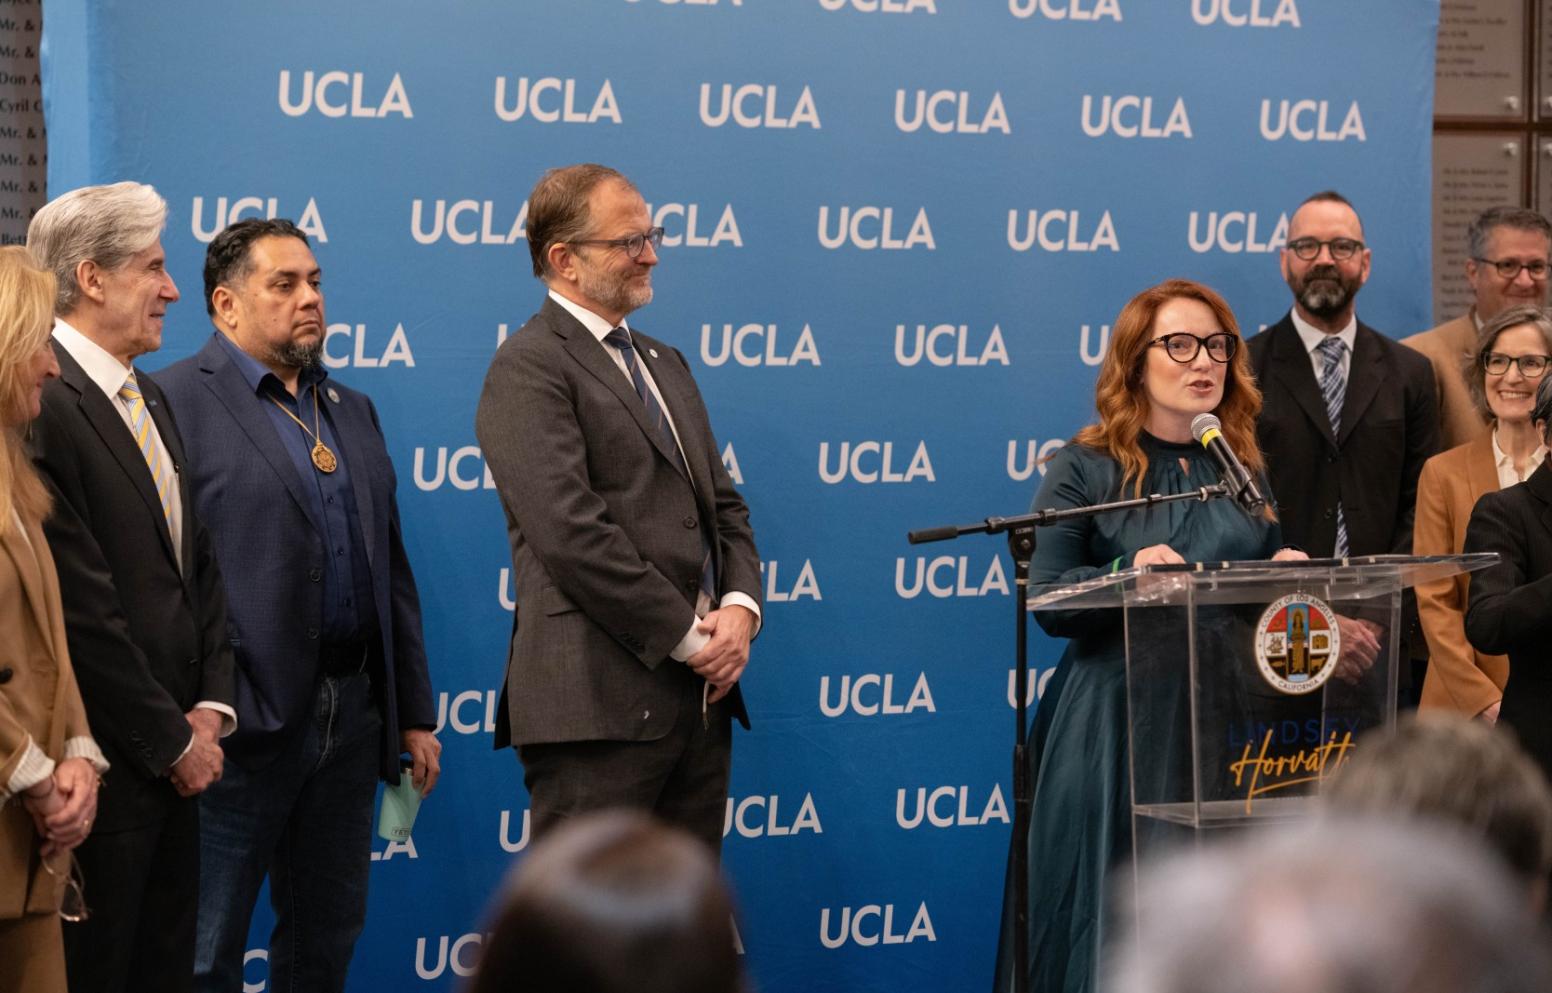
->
[568, 226, 665, 260]
[1471, 256, 1552, 281]
[41, 852, 89, 922]
[1285, 237, 1366, 262]
[1482, 351, 1552, 377]
[1147, 332, 1239, 364]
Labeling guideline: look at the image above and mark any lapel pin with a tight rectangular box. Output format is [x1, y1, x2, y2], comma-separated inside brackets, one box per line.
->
[648, 348, 659, 359]
[327, 387, 341, 403]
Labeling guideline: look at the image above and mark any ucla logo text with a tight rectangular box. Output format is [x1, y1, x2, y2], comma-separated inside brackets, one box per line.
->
[278, 70, 411, 118]
[701, 323, 820, 367]
[494, 77, 620, 123]
[699, 83, 820, 128]
[1007, 209, 1118, 252]
[818, 441, 935, 484]
[820, 673, 936, 717]
[191, 196, 327, 243]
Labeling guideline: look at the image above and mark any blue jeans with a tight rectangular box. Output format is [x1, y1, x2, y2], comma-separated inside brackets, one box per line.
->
[193, 671, 382, 993]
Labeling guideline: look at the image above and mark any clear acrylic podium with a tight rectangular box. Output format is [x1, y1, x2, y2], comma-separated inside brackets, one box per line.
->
[1027, 553, 1494, 864]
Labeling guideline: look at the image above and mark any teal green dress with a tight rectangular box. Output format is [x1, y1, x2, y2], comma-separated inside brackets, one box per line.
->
[995, 433, 1283, 993]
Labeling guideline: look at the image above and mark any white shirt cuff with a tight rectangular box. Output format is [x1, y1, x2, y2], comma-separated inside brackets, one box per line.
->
[670, 618, 711, 662]
[195, 701, 238, 737]
[63, 736, 110, 776]
[3, 737, 55, 804]
[717, 593, 762, 636]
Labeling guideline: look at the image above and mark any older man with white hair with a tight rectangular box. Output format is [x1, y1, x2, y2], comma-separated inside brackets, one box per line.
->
[27, 182, 235, 993]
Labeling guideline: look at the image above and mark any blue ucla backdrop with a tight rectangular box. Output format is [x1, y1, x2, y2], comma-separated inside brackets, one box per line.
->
[41, 2, 1438, 990]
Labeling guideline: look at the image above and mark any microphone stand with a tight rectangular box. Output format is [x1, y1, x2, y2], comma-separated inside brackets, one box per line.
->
[907, 482, 1229, 993]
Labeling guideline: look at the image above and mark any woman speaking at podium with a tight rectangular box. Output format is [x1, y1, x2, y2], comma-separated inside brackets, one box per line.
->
[995, 278, 1305, 993]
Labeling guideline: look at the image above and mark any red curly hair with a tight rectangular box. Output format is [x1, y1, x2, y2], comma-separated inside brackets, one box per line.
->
[1071, 278, 1268, 507]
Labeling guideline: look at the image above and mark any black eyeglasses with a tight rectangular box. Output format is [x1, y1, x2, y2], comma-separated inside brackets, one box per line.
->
[1286, 237, 1365, 262]
[1483, 351, 1552, 377]
[1149, 332, 1237, 364]
[1472, 256, 1551, 280]
[570, 226, 665, 260]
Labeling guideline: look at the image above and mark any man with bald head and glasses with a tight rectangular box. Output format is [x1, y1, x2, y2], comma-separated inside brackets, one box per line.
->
[475, 164, 761, 854]
[1405, 206, 1552, 451]
[1246, 190, 1439, 695]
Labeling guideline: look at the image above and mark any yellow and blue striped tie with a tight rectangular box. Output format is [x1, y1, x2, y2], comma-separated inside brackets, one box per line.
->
[118, 371, 173, 524]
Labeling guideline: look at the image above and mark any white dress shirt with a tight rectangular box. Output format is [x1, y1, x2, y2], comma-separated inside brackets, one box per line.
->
[1289, 310, 1357, 383]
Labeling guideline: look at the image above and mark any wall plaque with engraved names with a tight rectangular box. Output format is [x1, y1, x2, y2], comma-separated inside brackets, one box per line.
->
[1536, 137, 1552, 214]
[1436, 0, 1527, 120]
[1433, 133, 1526, 324]
[0, 0, 43, 245]
[1540, 0, 1552, 119]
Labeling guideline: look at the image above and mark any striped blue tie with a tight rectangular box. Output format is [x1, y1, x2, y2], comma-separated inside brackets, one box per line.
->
[118, 371, 174, 526]
[605, 328, 716, 614]
[1315, 336, 1349, 557]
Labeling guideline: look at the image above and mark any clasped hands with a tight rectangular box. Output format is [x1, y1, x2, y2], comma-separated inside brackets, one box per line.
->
[23, 756, 99, 856]
[170, 708, 225, 798]
[686, 604, 756, 703]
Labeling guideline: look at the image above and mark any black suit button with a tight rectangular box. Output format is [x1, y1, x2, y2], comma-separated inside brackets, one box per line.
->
[1323, 508, 1334, 520]
[308, 568, 322, 582]
[1327, 454, 1338, 464]
[683, 516, 697, 529]
[306, 627, 319, 640]
[187, 657, 198, 667]
[0, 667, 11, 684]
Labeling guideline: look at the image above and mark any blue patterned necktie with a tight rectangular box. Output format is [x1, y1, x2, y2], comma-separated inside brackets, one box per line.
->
[1315, 336, 1350, 557]
[118, 371, 174, 527]
[604, 327, 716, 614]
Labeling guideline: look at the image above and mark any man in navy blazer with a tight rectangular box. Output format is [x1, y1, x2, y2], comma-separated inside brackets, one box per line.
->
[156, 219, 440, 993]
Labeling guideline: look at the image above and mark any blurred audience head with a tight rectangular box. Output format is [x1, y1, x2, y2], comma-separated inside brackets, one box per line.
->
[1110, 817, 1552, 993]
[468, 810, 742, 993]
[1320, 713, 1552, 911]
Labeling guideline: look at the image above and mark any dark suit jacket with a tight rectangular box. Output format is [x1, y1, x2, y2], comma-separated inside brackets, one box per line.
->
[29, 341, 234, 831]
[1247, 314, 1439, 556]
[154, 335, 435, 781]
[1464, 461, 1552, 779]
[475, 296, 762, 748]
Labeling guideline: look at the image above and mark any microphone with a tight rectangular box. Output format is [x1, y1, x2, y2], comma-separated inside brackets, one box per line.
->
[1190, 413, 1266, 513]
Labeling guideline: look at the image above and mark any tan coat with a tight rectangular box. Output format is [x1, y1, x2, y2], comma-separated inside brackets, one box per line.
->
[0, 514, 92, 920]
[1403, 314, 1489, 453]
[1415, 432, 1509, 715]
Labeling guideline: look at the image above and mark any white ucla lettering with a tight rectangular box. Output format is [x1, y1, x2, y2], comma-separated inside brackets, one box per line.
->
[893, 324, 1009, 366]
[893, 90, 1009, 134]
[894, 556, 1009, 598]
[1259, 99, 1365, 142]
[499, 809, 531, 853]
[1006, 209, 1119, 252]
[1187, 210, 1288, 254]
[277, 70, 411, 118]
[721, 442, 743, 485]
[1191, 0, 1299, 26]
[700, 323, 820, 366]
[761, 559, 822, 602]
[818, 441, 935, 484]
[820, 903, 936, 948]
[370, 835, 418, 862]
[818, 0, 936, 11]
[817, 207, 935, 250]
[190, 196, 329, 244]
[410, 199, 527, 246]
[1080, 95, 1191, 138]
[434, 689, 499, 735]
[1079, 323, 1111, 366]
[723, 793, 823, 838]
[322, 323, 414, 369]
[650, 203, 743, 248]
[1008, 667, 1061, 708]
[698, 83, 820, 129]
[819, 673, 936, 717]
[1008, 0, 1121, 20]
[499, 568, 515, 612]
[243, 948, 267, 993]
[493, 77, 620, 124]
[1006, 439, 1067, 481]
[413, 446, 495, 492]
[895, 784, 1011, 828]
[414, 934, 485, 981]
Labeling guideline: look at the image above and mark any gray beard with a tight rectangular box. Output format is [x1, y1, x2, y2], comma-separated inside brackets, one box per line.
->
[1296, 269, 1355, 319]
[271, 340, 323, 371]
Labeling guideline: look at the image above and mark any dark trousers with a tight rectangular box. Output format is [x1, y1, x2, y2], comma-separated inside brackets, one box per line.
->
[518, 677, 733, 854]
[64, 796, 199, 993]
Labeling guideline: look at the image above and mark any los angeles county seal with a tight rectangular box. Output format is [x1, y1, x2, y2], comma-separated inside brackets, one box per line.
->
[1253, 593, 1341, 695]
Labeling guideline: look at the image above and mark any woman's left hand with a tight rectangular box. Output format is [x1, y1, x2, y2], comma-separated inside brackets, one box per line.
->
[41, 758, 99, 855]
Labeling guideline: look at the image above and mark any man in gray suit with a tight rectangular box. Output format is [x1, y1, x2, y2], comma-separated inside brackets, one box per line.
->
[475, 163, 761, 853]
